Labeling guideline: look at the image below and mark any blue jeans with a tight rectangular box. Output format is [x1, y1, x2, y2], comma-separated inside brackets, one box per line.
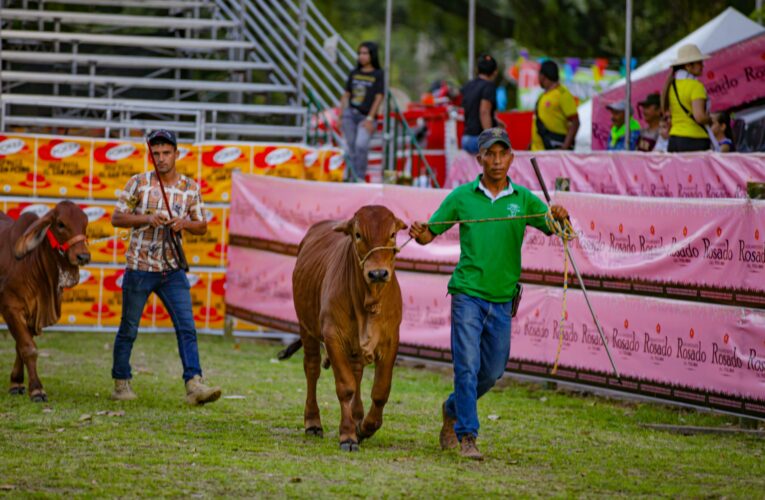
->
[112, 269, 203, 382]
[341, 107, 373, 182]
[461, 134, 479, 154]
[444, 293, 512, 440]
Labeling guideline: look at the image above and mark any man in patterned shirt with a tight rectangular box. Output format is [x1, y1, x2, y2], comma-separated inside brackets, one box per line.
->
[110, 129, 221, 405]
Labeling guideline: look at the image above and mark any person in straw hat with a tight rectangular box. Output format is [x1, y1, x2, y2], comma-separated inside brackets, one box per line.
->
[660, 43, 712, 152]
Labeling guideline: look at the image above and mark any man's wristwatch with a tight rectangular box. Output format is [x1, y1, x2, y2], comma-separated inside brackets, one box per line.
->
[365, 116, 374, 122]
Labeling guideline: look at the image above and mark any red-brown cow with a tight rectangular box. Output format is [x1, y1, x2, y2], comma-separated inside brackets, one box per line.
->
[0, 201, 90, 402]
[279, 205, 407, 451]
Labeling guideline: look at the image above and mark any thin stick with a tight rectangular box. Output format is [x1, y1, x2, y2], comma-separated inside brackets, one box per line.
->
[530, 157, 621, 381]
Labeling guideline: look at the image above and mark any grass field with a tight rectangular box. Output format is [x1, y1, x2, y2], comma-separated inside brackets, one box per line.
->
[0, 331, 763, 498]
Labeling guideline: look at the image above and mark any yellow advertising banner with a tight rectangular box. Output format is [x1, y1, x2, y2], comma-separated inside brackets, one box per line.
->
[302, 147, 325, 182]
[199, 144, 250, 202]
[60, 267, 103, 327]
[200, 271, 227, 331]
[35, 137, 93, 199]
[1, 200, 55, 223]
[91, 140, 147, 200]
[184, 206, 227, 267]
[80, 202, 129, 265]
[318, 147, 346, 182]
[0, 133, 346, 334]
[251, 144, 308, 180]
[175, 143, 200, 182]
[0, 135, 36, 196]
[100, 268, 127, 328]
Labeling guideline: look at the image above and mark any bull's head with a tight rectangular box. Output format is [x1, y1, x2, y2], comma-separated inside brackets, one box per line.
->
[333, 205, 407, 287]
[14, 201, 91, 266]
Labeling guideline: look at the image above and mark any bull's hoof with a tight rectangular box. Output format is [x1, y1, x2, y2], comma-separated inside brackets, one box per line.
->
[9, 386, 25, 396]
[30, 392, 48, 403]
[339, 439, 359, 452]
[305, 426, 324, 438]
[356, 422, 377, 443]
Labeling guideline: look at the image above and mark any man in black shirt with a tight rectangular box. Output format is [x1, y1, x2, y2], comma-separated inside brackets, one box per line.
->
[340, 41, 385, 182]
[461, 54, 500, 154]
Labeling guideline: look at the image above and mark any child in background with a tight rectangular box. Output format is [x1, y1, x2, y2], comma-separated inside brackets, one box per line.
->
[711, 112, 735, 152]
[654, 116, 670, 152]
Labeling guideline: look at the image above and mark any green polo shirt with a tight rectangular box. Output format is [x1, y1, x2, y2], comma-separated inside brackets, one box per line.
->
[428, 175, 551, 303]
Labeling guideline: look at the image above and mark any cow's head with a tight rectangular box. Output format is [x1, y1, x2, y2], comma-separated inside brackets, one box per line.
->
[333, 205, 407, 287]
[14, 201, 91, 266]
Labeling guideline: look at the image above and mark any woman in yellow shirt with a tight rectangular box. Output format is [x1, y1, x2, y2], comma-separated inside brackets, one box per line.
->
[660, 44, 711, 152]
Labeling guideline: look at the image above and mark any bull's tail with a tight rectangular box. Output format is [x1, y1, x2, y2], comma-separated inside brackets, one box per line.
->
[277, 339, 303, 360]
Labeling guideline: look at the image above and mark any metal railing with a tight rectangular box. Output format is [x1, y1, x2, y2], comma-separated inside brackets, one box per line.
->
[0, 0, 304, 141]
[1, 96, 206, 141]
[384, 91, 440, 188]
[305, 89, 439, 188]
[212, 0, 354, 111]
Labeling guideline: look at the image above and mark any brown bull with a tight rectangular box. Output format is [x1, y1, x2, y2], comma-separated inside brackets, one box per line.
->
[0, 201, 91, 402]
[279, 205, 407, 451]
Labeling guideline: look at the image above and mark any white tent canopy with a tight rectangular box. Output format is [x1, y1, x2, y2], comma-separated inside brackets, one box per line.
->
[574, 7, 764, 151]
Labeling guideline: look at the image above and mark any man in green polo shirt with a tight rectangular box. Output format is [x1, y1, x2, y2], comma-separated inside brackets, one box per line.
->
[409, 127, 568, 460]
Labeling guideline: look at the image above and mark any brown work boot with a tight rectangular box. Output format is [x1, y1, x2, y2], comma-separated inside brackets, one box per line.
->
[439, 401, 459, 450]
[185, 375, 221, 406]
[460, 434, 484, 461]
[111, 379, 137, 401]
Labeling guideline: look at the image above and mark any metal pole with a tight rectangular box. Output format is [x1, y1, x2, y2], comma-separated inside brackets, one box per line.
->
[295, 0, 307, 111]
[624, 0, 633, 150]
[758, 0, 763, 25]
[530, 157, 621, 381]
[383, 0, 393, 174]
[0, 7, 4, 132]
[467, 0, 475, 80]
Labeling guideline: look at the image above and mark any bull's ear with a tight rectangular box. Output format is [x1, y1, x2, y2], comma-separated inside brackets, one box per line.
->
[395, 218, 408, 232]
[13, 209, 56, 259]
[332, 219, 353, 235]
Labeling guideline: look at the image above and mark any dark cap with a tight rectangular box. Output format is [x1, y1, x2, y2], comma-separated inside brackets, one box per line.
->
[147, 129, 177, 147]
[638, 93, 661, 108]
[477, 127, 512, 151]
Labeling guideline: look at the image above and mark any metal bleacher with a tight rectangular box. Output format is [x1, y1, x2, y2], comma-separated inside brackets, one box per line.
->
[0, 0, 313, 142]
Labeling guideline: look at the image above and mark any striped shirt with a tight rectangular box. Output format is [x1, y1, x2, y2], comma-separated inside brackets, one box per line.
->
[115, 172, 205, 272]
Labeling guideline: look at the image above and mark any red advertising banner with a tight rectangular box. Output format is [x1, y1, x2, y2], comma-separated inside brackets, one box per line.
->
[0, 135, 36, 196]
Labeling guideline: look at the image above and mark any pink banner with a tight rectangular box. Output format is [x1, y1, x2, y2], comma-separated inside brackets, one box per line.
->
[230, 173, 765, 296]
[591, 34, 765, 150]
[447, 150, 765, 198]
[225, 247, 765, 404]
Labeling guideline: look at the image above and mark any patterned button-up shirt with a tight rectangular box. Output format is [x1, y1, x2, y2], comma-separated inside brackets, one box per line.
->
[115, 172, 205, 272]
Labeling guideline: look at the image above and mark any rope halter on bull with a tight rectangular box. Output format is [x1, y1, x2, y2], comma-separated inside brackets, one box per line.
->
[352, 240, 401, 270]
[352, 212, 573, 271]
